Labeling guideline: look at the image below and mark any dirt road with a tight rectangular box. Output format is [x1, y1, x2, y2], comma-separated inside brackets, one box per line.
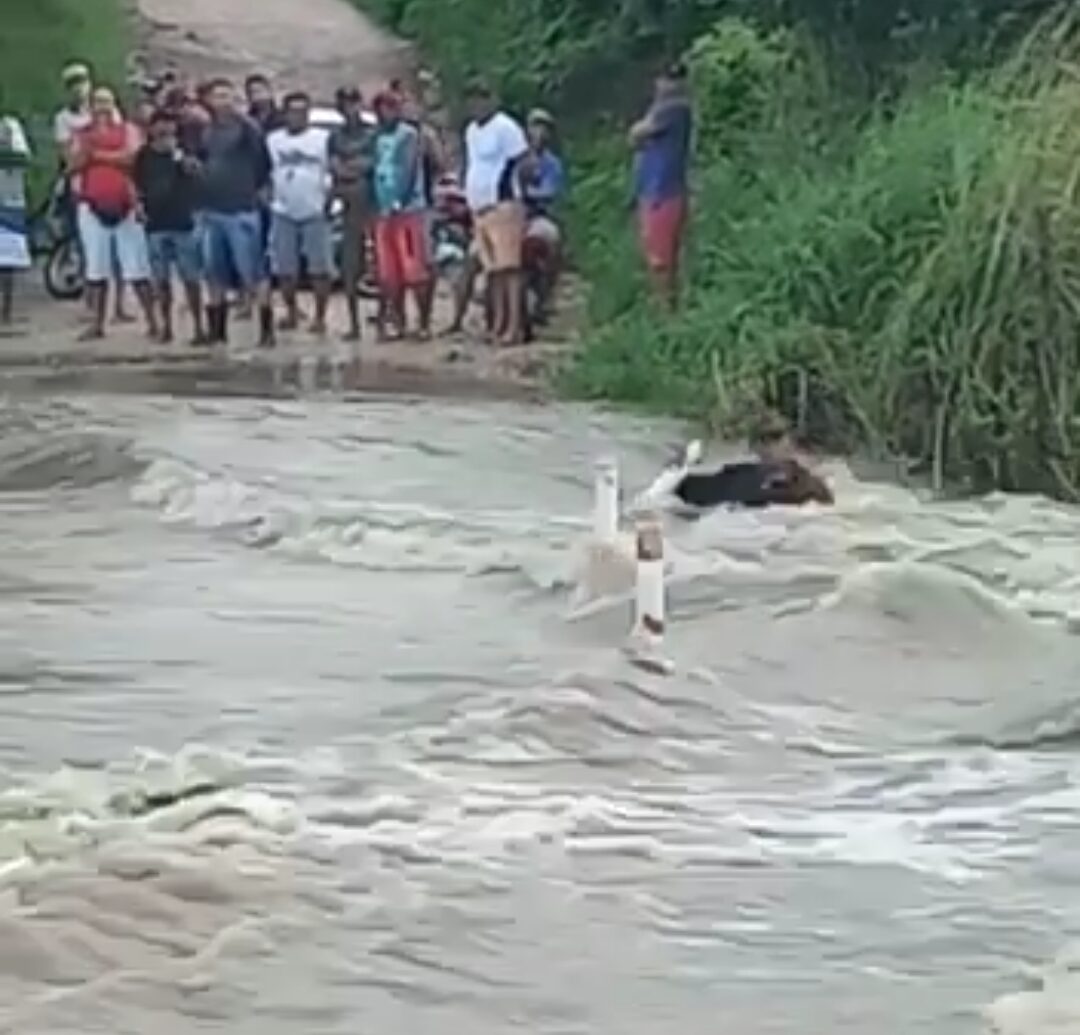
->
[135, 0, 413, 100]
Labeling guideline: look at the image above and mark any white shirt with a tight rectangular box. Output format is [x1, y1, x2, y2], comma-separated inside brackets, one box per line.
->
[0, 117, 31, 209]
[267, 126, 332, 221]
[464, 111, 528, 212]
[53, 106, 91, 148]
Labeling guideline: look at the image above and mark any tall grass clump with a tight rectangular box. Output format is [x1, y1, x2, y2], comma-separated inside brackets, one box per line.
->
[566, 10, 1080, 498]
[0, 0, 129, 199]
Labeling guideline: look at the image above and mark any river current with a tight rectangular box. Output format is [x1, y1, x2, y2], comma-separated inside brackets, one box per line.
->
[0, 391, 1078, 1034]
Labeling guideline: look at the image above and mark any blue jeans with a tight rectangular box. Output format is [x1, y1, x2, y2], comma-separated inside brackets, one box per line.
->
[200, 209, 264, 291]
[147, 230, 201, 284]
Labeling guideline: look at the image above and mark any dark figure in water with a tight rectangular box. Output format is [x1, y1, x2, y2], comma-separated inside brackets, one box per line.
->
[673, 414, 834, 511]
[674, 457, 833, 509]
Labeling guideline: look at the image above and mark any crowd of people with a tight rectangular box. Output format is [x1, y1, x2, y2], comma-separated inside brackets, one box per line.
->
[0, 61, 570, 346]
[0, 56, 692, 343]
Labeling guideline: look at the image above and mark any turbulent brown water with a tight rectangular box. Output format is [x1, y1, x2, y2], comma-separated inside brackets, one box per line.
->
[0, 391, 1078, 1034]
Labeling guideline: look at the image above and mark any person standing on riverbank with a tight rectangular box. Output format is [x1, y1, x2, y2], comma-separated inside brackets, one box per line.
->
[194, 79, 274, 346]
[522, 108, 566, 324]
[246, 74, 285, 136]
[0, 107, 32, 330]
[53, 63, 92, 156]
[246, 72, 285, 313]
[372, 90, 432, 341]
[133, 110, 206, 345]
[54, 63, 135, 326]
[266, 91, 334, 337]
[463, 80, 529, 346]
[68, 86, 157, 342]
[330, 86, 375, 342]
[630, 62, 693, 310]
[402, 91, 444, 333]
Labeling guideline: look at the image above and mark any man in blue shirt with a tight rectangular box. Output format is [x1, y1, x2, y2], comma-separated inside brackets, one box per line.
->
[522, 108, 566, 323]
[629, 62, 692, 309]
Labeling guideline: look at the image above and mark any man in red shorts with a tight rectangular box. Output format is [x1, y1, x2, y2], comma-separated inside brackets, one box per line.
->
[371, 91, 432, 340]
[630, 62, 693, 310]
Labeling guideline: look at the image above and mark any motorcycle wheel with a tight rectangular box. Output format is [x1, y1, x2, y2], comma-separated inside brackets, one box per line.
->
[44, 238, 85, 301]
[357, 273, 380, 300]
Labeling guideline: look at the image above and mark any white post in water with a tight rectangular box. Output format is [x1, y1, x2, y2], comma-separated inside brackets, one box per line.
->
[628, 513, 674, 674]
[594, 457, 619, 542]
[299, 354, 318, 394]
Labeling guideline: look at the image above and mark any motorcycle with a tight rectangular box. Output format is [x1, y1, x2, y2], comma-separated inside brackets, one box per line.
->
[29, 175, 85, 301]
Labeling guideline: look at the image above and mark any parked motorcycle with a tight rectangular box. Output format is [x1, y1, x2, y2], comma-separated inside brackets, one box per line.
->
[29, 175, 85, 301]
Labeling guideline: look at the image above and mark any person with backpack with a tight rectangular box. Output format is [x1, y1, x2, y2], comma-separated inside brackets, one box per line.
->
[67, 85, 157, 341]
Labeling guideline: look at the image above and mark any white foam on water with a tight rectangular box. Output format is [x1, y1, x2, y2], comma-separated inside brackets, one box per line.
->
[131, 456, 575, 581]
[985, 944, 1080, 1034]
[0, 744, 324, 1029]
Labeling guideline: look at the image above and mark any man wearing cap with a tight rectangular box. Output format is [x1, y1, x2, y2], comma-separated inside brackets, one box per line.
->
[54, 64, 93, 154]
[329, 86, 375, 341]
[371, 90, 432, 340]
[630, 62, 693, 309]
[522, 108, 566, 323]
[463, 80, 530, 346]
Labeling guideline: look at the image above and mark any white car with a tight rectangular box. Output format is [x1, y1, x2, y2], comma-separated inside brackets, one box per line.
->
[309, 105, 377, 131]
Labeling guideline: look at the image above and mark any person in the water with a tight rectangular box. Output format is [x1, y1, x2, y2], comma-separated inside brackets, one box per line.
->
[672, 414, 834, 511]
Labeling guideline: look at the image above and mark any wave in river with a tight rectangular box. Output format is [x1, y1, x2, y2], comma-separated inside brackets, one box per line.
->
[128, 452, 1080, 636]
[0, 432, 144, 492]
[130, 456, 577, 582]
[0, 745, 313, 1031]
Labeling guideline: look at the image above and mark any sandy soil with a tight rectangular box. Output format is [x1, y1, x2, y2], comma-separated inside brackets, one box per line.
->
[134, 0, 413, 100]
[7, 0, 578, 400]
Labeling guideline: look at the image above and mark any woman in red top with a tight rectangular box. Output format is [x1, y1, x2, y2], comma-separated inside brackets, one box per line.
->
[68, 86, 157, 341]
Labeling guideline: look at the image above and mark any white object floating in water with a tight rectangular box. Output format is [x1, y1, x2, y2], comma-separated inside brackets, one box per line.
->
[593, 456, 619, 543]
[629, 438, 703, 516]
[625, 512, 675, 676]
[298, 355, 318, 393]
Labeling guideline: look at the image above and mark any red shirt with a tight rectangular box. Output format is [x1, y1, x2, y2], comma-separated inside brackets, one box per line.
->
[76, 120, 139, 212]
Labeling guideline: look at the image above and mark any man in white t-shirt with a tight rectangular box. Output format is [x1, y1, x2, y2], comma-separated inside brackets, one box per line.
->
[53, 63, 93, 156]
[266, 91, 334, 336]
[463, 80, 530, 346]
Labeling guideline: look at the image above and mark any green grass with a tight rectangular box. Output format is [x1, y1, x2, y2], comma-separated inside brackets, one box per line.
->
[0, 0, 130, 201]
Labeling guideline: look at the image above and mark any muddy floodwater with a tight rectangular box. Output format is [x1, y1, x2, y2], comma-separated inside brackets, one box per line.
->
[0, 391, 1078, 1034]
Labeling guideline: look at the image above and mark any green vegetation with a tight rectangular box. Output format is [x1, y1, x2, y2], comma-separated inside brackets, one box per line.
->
[379, 4, 1080, 496]
[0, 0, 130, 198]
[569, 15, 1080, 500]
